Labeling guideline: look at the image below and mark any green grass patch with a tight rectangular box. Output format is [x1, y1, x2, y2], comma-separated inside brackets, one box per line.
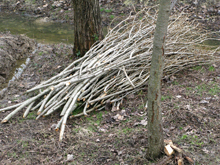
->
[105, 9, 112, 13]
[83, 111, 103, 126]
[194, 82, 220, 96]
[22, 141, 29, 148]
[138, 104, 144, 110]
[181, 134, 204, 147]
[208, 65, 215, 72]
[186, 87, 193, 91]
[87, 125, 96, 132]
[195, 84, 207, 96]
[172, 80, 179, 85]
[71, 104, 84, 116]
[26, 112, 36, 119]
[192, 65, 202, 71]
[161, 95, 171, 101]
[209, 84, 220, 96]
[109, 15, 115, 19]
[38, 51, 43, 56]
[8, 152, 17, 158]
[122, 127, 132, 134]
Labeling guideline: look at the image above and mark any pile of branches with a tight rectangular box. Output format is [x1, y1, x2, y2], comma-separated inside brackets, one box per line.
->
[0, 7, 219, 141]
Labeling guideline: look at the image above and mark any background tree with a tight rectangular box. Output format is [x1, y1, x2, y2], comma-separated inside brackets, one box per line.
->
[147, 0, 171, 159]
[72, 0, 103, 56]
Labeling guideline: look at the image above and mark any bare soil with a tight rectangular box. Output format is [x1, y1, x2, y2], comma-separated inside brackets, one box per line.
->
[0, 42, 219, 165]
[0, 33, 36, 85]
[0, 0, 220, 165]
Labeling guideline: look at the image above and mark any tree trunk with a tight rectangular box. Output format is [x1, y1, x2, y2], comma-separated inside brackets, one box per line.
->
[147, 0, 171, 159]
[72, 0, 103, 56]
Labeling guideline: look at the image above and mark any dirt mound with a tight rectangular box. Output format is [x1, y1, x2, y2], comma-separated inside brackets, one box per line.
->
[0, 33, 36, 84]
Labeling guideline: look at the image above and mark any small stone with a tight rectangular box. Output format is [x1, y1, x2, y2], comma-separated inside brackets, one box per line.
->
[140, 120, 147, 126]
[108, 134, 114, 137]
[200, 100, 209, 104]
[50, 124, 57, 129]
[66, 154, 74, 162]
[43, 4, 48, 8]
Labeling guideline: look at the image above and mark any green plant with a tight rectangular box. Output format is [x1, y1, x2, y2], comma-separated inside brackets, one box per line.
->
[209, 84, 220, 95]
[94, 112, 103, 125]
[93, 33, 99, 41]
[181, 134, 188, 140]
[76, 51, 81, 56]
[186, 87, 192, 91]
[8, 152, 17, 158]
[122, 127, 132, 134]
[138, 90, 143, 95]
[161, 95, 171, 101]
[105, 9, 112, 13]
[87, 125, 96, 132]
[65, 15, 69, 20]
[192, 65, 202, 70]
[38, 51, 43, 56]
[172, 80, 179, 85]
[181, 134, 204, 147]
[110, 15, 115, 19]
[26, 112, 36, 119]
[195, 84, 207, 96]
[72, 105, 84, 116]
[208, 66, 215, 71]
[100, 8, 105, 12]
[22, 141, 29, 148]
[138, 104, 144, 109]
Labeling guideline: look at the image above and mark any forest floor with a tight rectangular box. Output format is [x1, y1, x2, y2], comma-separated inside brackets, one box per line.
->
[0, 0, 220, 165]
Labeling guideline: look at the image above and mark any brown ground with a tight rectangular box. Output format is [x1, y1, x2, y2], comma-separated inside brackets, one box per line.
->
[0, 44, 219, 165]
[0, 0, 220, 165]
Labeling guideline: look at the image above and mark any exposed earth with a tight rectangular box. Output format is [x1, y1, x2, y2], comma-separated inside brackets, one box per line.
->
[0, 0, 220, 165]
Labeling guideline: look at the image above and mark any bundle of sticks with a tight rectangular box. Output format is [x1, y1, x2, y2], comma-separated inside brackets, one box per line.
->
[0, 7, 219, 141]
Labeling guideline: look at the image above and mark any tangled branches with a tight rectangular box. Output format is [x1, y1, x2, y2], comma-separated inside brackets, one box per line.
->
[0, 7, 219, 141]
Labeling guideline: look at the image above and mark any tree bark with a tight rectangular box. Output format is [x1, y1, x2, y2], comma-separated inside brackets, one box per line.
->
[147, 0, 171, 159]
[72, 0, 103, 56]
